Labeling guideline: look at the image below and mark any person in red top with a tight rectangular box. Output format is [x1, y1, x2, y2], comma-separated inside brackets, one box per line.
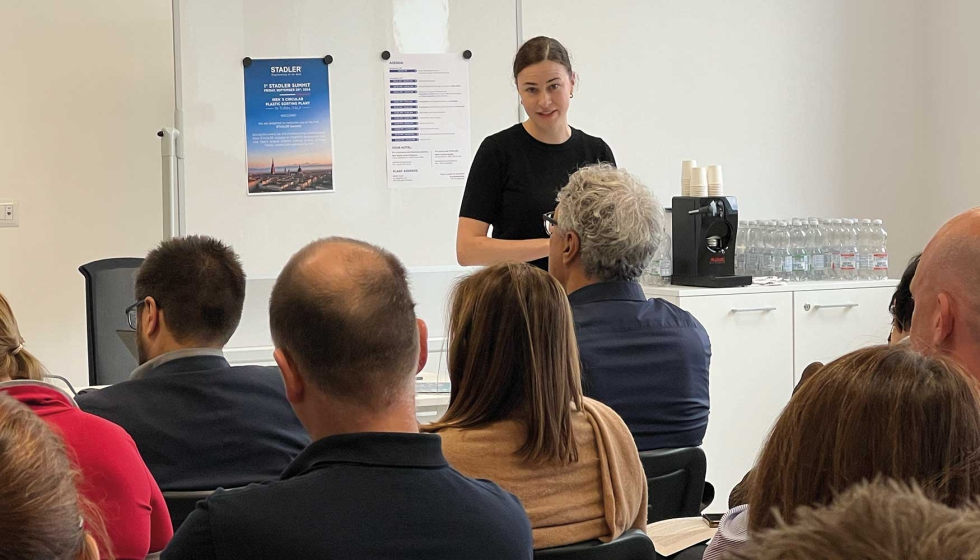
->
[0, 292, 172, 559]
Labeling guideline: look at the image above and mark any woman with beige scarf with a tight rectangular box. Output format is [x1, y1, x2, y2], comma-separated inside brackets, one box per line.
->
[425, 262, 647, 549]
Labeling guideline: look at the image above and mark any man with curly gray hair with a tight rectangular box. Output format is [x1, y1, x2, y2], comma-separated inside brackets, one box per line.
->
[549, 164, 711, 451]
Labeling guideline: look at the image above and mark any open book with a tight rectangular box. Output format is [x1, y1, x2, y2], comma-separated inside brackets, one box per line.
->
[646, 517, 717, 557]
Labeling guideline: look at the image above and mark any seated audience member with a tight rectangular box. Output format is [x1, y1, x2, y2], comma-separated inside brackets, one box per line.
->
[77, 236, 309, 491]
[703, 344, 980, 559]
[0, 292, 171, 559]
[164, 238, 533, 559]
[425, 262, 647, 549]
[910, 207, 980, 378]
[728, 480, 980, 560]
[0, 393, 106, 560]
[547, 163, 711, 451]
[888, 253, 920, 345]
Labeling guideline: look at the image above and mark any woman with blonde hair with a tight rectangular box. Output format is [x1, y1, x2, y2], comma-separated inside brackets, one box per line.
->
[0, 292, 172, 559]
[0, 393, 105, 559]
[425, 262, 647, 549]
[704, 344, 980, 559]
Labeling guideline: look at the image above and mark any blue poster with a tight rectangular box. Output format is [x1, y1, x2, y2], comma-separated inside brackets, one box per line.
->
[244, 58, 334, 195]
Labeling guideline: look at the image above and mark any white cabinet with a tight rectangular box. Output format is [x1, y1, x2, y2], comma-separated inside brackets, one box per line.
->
[792, 287, 894, 384]
[676, 292, 794, 511]
[644, 279, 896, 510]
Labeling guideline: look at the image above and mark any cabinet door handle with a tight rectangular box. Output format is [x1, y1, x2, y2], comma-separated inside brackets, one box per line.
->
[730, 306, 777, 313]
[415, 410, 438, 418]
[804, 302, 859, 311]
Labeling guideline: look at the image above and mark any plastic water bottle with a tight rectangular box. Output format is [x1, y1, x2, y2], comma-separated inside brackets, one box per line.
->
[659, 229, 672, 284]
[644, 229, 672, 286]
[735, 221, 748, 276]
[759, 221, 776, 277]
[871, 219, 888, 280]
[839, 219, 859, 280]
[829, 218, 844, 279]
[808, 218, 828, 281]
[820, 219, 835, 281]
[744, 221, 760, 276]
[773, 221, 793, 280]
[857, 219, 874, 280]
[789, 219, 809, 282]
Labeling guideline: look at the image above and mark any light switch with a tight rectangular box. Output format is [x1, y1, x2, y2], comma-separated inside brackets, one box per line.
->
[0, 201, 19, 227]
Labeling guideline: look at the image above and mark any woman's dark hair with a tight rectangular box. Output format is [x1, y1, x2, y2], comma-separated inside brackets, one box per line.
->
[747, 344, 980, 532]
[513, 36, 573, 81]
[889, 253, 920, 333]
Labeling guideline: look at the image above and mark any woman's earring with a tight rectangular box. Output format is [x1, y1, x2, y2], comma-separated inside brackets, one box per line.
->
[570, 91, 574, 99]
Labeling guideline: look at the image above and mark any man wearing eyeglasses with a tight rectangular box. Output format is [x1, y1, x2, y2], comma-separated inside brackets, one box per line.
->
[76, 235, 309, 493]
[547, 164, 711, 453]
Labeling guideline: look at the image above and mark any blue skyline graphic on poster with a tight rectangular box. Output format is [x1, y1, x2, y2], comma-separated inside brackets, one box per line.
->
[244, 57, 334, 194]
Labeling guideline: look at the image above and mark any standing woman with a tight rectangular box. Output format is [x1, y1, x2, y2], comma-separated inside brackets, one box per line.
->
[457, 37, 616, 269]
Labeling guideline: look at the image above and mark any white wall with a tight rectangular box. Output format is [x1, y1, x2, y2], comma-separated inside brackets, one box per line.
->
[0, 1, 174, 388]
[522, 0, 929, 275]
[2, 0, 976, 389]
[921, 0, 980, 246]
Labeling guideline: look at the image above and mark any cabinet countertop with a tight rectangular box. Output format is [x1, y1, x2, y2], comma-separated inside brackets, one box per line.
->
[643, 279, 898, 298]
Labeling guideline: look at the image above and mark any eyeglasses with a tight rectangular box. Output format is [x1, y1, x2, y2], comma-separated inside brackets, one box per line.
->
[125, 299, 146, 330]
[543, 211, 558, 236]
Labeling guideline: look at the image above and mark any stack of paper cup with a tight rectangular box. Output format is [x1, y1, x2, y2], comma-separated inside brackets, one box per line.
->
[688, 167, 708, 196]
[680, 160, 697, 196]
[689, 167, 708, 197]
[707, 165, 724, 196]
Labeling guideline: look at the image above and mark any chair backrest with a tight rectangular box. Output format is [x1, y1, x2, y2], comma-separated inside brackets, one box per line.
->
[638, 447, 707, 524]
[533, 529, 656, 560]
[163, 490, 215, 531]
[78, 258, 143, 386]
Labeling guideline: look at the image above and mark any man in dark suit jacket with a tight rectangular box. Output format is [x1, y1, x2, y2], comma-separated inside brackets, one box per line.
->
[548, 165, 711, 452]
[77, 235, 309, 491]
[163, 238, 533, 559]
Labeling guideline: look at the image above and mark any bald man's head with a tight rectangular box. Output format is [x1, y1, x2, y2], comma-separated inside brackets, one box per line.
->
[910, 207, 980, 373]
[269, 238, 419, 406]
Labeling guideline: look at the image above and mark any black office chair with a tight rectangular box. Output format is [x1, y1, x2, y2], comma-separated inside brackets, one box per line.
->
[533, 529, 656, 560]
[163, 490, 215, 531]
[662, 544, 707, 560]
[79, 258, 143, 386]
[639, 447, 707, 523]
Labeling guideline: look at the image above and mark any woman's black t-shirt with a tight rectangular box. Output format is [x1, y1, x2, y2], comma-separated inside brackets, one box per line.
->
[459, 124, 616, 270]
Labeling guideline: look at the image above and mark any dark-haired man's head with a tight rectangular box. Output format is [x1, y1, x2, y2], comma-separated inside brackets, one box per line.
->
[134, 235, 246, 363]
[269, 238, 427, 440]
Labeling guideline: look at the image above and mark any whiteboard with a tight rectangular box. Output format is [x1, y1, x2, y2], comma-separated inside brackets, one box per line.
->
[174, 0, 520, 279]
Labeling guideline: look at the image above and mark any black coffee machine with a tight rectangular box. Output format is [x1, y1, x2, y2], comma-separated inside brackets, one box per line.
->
[671, 196, 752, 288]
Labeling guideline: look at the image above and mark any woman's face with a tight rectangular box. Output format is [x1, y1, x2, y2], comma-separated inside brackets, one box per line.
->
[516, 60, 574, 134]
